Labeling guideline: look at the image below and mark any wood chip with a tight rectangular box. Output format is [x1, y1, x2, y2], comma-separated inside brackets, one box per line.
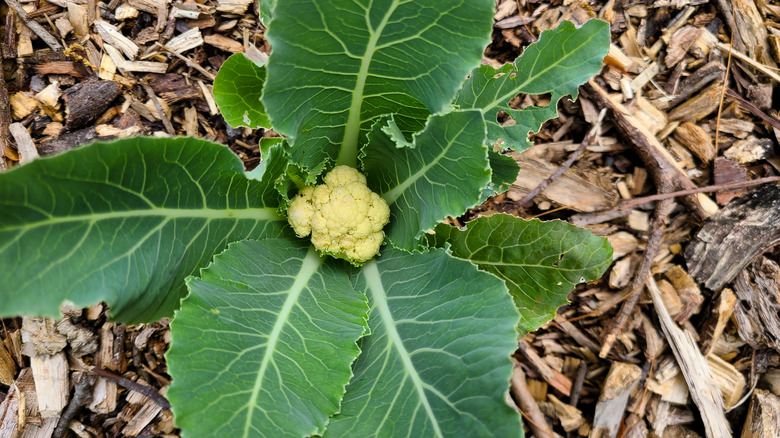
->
[591, 362, 642, 438]
[742, 389, 780, 437]
[673, 122, 715, 163]
[646, 277, 731, 438]
[94, 20, 139, 58]
[9, 122, 39, 164]
[204, 33, 243, 53]
[164, 27, 203, 54]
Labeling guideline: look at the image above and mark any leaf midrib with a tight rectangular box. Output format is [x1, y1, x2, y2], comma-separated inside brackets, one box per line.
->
[363, 261, 443, 438]
[243, 248, 323, 437]
[381, 119, 472, 205]
[1, 207, 282, 232]
[336, 0, 401, 167]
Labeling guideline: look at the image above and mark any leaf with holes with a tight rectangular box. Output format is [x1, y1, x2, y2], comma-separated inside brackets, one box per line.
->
[168, 239, 368, 438]
[454, 19, 610, 152]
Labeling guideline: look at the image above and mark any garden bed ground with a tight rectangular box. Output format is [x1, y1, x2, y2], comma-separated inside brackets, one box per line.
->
[1, 0, 780, 437]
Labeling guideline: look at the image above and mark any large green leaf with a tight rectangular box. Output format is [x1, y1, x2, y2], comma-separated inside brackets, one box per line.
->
[262, 0, 495, 172]
[454, 19, 610, 152]
[0, 137, 284, 323]
[325, 247, 522, 437]
[168, 239, 368, 438]
[362, 111, 490, 251]
[431, 215, 613, 333]
[213, 53, 271, 129]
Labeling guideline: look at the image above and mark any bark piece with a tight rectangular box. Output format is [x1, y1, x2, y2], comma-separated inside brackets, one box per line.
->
[39, 127, 112, 156]
[63, 80, 120, 130]
[685, 184, 780, 291]
[741, 389, 780, 438]
[664, 265, 703, 323]
[669, 82, 723, 123]
[10, 92, 38, 120]
[590, 362, 642, 438]
[94, 20, 138, 58]
[732, 258, 780, 352]
[34, 61, 92, 79]
[0, 341, 15, 385]
[714, 158, 748, 205]
[517, 339, 572, 396]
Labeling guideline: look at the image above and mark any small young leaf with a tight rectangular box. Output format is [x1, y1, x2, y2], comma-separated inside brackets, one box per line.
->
[362, 111, 490, 251]
[0, 137, 285, 323]
[213, 53, 271, 129]
[325, 247, 522, 437]
[262, 0, 495, 172]
[431, 214, 612, 333]
[454, 19, 610, 152]
[168, 239, 368, 438]
[431, 215, 612, 333]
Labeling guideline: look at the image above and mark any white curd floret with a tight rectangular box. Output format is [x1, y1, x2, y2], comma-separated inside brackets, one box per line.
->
[287, 166, 390, 264]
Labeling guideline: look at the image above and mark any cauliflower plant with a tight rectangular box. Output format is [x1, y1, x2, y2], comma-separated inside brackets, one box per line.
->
[287, 166, 390, 264]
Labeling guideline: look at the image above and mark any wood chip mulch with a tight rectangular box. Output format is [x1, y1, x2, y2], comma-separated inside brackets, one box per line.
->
[2, 0, 780, 437]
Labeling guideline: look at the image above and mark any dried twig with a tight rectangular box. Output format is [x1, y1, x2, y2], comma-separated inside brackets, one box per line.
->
[3, 9, 17, 60]
[600, 197, 673, 358]
[0, 56, 11, 171]
[583, 80, 716, 220]
[568, 361, 588, 408]
[725, 88, 780, 131]
[90, 367, 171, 409]
[617, 176, 780, 211]
[53, 372, 95, 438]
[5, 0, 63, 51]
[141, 80, 176, 136]
[157, 43, 216, 81]
[510, 358, 558, 438]
[516, 108, 607, 207]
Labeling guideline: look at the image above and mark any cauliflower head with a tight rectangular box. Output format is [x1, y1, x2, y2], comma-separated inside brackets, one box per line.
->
[287, 166, 390, 264]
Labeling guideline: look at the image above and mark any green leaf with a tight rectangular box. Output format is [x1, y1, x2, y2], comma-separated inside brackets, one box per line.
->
[0, 137, 285, 323]
[325, 247, 522, 437]
[213, 53, 271, 129]
[431, 215, 613, 333]
[262, 0, 495, 172]
[168, 239, 368, 438]
[480, 150, 520, 203]
[259, 0, 275, 25]
[244, 141, 287, 183]
[454, 19, 610, 152]
[362, 111, 490, 251]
